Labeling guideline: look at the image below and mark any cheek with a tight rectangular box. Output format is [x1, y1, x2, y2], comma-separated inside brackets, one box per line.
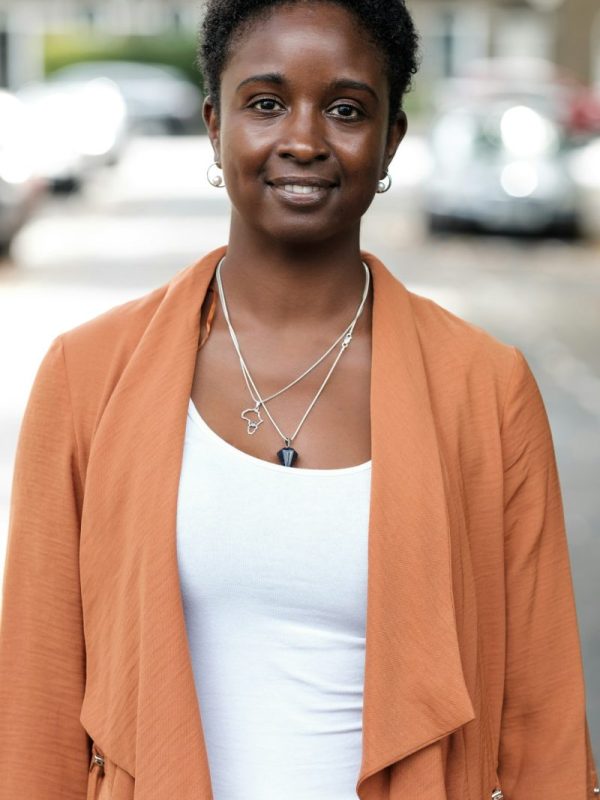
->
[337, 133, 385, 183]
[220, 125, 270, 182]
[341, 154, 382, 199]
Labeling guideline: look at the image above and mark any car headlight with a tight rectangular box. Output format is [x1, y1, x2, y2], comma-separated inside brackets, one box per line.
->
[500, 161, 539, 197]
[567, 139, 600, 189]
[500, 105, 559, 158]
[73, 79, 127, 157]
[0, 94, 35, 183]
[0, 150, 34, 184]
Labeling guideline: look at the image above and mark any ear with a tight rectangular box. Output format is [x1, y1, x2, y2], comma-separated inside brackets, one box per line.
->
[382, 109, 408, 174]
[203, 95, 221, 164]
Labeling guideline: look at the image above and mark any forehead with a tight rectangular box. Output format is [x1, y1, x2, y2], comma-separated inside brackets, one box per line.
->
[221, 3, 387, 95]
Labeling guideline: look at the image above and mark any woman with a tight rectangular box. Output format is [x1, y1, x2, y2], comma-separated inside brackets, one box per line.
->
[0, 0, 598, 798]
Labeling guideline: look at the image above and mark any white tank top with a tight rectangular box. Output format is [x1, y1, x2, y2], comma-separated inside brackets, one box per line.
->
[176, 398, 371, 800]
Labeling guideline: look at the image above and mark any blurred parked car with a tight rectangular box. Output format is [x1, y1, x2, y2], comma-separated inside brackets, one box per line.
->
[567, 136, 600, 240]
[0, 90, 46, 253]
[423, 98, 580, 236]
[47, 61, 204, 135]
[17, 78, 128, 192]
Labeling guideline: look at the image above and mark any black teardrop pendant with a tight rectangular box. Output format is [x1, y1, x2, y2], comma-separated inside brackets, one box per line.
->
[277, 446, 298, 467]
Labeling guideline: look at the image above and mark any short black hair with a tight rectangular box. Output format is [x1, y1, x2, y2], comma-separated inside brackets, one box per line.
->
[198, 0, 421, 128]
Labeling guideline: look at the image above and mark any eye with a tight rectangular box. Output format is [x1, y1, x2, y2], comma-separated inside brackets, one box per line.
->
[329, 103, 363, 120]
[248, 97, 283, 112]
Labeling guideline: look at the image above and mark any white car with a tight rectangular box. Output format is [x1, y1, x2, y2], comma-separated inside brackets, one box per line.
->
[423, 98, 580, 236]
[47, 61, 204, 135]
[17, 77, 128, 191]
[0, 90, 45, 252]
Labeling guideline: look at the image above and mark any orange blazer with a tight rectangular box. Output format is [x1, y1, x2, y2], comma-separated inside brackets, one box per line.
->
[0, 246, 598, 800]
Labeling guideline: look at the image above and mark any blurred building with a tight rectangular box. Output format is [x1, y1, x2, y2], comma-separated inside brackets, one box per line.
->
[0, 0, 599, 90]
[0, 1, 200, 88]
[412, 0, 600, 87]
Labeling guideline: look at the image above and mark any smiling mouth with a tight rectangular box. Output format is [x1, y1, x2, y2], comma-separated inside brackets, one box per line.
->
[281, 184, 324, 194]
[267, 182, 335, 205]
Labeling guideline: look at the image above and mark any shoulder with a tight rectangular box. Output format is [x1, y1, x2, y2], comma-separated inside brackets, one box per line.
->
[59, 281, 168, 380]
[365, 251, 519, 398]
[408, 291, 523, 388]
[39, 282, 171, 462]
[34, 259, 202, 440]
[405, 288, 549, 468]
[408, 284, 547, 437]
[54, 253, 210, 395]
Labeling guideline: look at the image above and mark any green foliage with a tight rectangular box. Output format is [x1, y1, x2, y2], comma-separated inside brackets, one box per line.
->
[44, 32, 203, 89]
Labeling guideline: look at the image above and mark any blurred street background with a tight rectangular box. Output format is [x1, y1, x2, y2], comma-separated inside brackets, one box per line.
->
[0, 0, 599, 759]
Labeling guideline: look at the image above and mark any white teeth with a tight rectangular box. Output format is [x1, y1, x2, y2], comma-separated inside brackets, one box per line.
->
[282, 184, 321, 194]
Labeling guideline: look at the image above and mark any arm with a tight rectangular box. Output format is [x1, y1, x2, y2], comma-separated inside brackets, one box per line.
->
[0, 336, 90, 799]
[499, 347, 599, 798]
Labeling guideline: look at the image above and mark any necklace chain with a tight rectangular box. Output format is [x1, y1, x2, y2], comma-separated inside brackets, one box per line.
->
[215, 256, 370, 446]
[241, 316, 352, 406]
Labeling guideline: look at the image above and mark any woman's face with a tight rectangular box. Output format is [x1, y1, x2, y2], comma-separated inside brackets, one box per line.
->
[203, 2, 407, 244]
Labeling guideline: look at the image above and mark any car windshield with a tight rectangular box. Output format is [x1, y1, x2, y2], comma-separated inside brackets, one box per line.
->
[432, 103, 562, 161]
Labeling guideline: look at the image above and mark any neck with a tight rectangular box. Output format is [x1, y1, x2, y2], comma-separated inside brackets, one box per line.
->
[219, 218, 369, 331]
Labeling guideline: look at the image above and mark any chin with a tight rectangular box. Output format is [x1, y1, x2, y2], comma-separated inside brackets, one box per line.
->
[258, 207, 361, 244]
[262, 222, 341, 245]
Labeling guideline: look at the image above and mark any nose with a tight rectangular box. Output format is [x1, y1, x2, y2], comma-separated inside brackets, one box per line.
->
[275, 104, 331, 163]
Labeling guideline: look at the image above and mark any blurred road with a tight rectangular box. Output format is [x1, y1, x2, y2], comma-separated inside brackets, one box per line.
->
[1, 135, 599, 753]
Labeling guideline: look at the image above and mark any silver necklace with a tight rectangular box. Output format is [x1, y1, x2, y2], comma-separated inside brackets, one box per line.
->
[215, 256, 370, 467]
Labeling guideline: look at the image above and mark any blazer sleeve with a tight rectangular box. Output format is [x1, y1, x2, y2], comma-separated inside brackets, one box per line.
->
[499, 347, 599, 799]
[0, 336, 90, 799]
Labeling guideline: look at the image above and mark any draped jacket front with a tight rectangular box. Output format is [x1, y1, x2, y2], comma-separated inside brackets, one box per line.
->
[0, 246, 598, 800]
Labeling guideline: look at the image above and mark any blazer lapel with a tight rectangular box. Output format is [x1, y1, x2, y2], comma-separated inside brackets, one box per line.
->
[81, 246, 474, 799]
[127, 247, 226, 798]
[80, 246, 226, 798]
[356, 253, 475, 797]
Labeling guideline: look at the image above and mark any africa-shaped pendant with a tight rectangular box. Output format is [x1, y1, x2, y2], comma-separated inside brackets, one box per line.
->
[277, 445, 298, 467]
[241, 406, 263, 435]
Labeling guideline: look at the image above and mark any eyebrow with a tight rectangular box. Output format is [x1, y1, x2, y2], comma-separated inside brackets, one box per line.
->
[235, 72, 379, 102]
